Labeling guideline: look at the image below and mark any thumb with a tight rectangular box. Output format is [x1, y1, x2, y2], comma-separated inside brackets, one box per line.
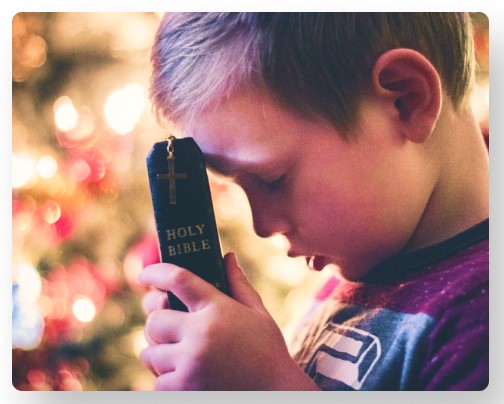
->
[224, 252, 268, 314]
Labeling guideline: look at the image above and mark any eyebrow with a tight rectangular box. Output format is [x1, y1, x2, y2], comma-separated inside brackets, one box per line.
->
[202, 148, 284, 182]
[203, 154, 241, 178]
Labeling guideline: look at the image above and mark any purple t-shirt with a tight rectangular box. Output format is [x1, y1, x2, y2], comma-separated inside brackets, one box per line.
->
[291, 220, 489, 390]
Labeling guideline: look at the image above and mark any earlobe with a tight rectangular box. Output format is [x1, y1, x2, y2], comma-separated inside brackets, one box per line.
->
[372, 48, 442, 143]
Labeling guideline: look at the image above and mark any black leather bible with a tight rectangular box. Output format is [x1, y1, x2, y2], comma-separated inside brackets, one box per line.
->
[146, 137, 230, 311]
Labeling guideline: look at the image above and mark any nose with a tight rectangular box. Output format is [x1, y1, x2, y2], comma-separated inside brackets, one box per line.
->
[237, 174, 292, 239]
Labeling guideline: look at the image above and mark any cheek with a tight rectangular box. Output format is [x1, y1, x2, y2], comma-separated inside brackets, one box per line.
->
[288, 178, 354, 244]
[289, 171, 407, 259]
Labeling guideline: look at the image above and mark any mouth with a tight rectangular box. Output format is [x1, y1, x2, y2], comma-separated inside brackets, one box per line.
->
[306, 255, 327, 271]
[285, 236, 329, 271]
[288, 250, 327, 271]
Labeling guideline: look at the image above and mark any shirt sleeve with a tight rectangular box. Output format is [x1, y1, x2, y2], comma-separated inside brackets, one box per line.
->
[418, 275, 489, 390]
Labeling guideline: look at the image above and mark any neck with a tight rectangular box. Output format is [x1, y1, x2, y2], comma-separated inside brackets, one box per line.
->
[404, 103, 489, 252]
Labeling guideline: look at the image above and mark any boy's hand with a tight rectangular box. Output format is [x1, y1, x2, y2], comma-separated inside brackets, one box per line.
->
[137, 253, 319, 391]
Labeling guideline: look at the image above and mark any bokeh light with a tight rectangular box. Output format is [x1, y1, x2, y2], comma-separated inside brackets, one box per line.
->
[37, 155, 58, 179]
[12, 153, 37, 189]
[72, 296, 96, 323]
[104, 82, 146, 135]
[69, 159, 91, 182]
[12, 13, 48, 82]
[12, 262, 44, 350]
[54, 96, 79, 133]
[41, 201, 62, 224]
[132, 327, 149, 357]
[471, 81, 489, 129]
[13, 262, 42, 305]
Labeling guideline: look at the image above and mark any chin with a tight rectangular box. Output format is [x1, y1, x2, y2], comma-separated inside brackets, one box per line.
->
[331, 263, 370, 282]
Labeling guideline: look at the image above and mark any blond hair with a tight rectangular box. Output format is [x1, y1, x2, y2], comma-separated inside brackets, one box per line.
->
[151, 13, 474, 132]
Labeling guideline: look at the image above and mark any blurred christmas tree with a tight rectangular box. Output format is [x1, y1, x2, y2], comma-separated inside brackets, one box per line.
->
[11, 12, 488, 391]
[11, 12, 329, 391]
[12, 12, 166, 390]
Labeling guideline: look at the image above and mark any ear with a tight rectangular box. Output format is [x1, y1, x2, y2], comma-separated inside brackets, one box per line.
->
[371, 48, 442, 143]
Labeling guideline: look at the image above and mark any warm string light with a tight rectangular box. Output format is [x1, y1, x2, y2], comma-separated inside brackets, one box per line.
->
[37, 155, 58, 179]
[13, 154, 60, 189]
[72, 296, 96, 323]
[12, 153, 38, 189]
[54, 96, 79, 133]
[104, 83, 146, 135]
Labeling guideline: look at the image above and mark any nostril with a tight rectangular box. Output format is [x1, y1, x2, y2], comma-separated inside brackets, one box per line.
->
[252, 221, 273, 239]
[252, 215, 292, 239]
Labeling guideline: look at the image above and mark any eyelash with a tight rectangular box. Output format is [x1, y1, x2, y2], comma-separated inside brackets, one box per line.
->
[263, 174, 285, 191]
[234, 172, 286, 193]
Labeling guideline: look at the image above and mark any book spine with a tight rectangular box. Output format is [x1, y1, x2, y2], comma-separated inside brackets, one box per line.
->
[146, 138, 229, 311]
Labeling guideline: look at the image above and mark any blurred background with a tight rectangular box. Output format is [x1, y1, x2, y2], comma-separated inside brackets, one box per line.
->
[11, 12, 489, 391]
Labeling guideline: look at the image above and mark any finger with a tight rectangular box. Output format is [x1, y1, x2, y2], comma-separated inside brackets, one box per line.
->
[144, 326, 157, 346]
[142, 289, 168, 314]
[145, 308, 187, 344]
[154, 371, 183, 391]
[138, 263, 222, 312]
[224, 252, 267, 314]
[141, 344, 178, 376]
[139, 345, 159, 376]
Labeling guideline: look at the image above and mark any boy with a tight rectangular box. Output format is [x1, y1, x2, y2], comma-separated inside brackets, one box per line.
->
[137, 13, 489, 390]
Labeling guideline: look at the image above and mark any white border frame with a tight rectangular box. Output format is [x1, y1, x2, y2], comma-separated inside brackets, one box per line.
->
[2, 1, 503, 403]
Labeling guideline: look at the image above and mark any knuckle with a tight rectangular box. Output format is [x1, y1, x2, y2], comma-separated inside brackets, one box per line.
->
[145, 310, 166, 342]
[139, 347, 152, 368]
[150, 348, 165, 375]
[166, 265, 187, 285]
[142, 290, 168, 314]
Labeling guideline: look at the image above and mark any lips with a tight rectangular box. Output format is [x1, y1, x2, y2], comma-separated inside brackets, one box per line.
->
[287, 247, 327, 271]
[306, 255, 327, 271]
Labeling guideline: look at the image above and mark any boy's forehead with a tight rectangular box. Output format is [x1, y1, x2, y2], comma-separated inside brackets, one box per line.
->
[180, 88, 339, 176]
[178, 114, 260, 177]
[182, 91, 292, 174]
[188, 130, 267, 177]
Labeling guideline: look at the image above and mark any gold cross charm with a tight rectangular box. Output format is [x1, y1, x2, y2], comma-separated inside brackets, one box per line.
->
[156, 137, 187, 205]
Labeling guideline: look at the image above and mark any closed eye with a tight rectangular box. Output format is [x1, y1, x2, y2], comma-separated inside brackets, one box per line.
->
[235, 172, 286, 193]
[263, 174, 286, 191]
